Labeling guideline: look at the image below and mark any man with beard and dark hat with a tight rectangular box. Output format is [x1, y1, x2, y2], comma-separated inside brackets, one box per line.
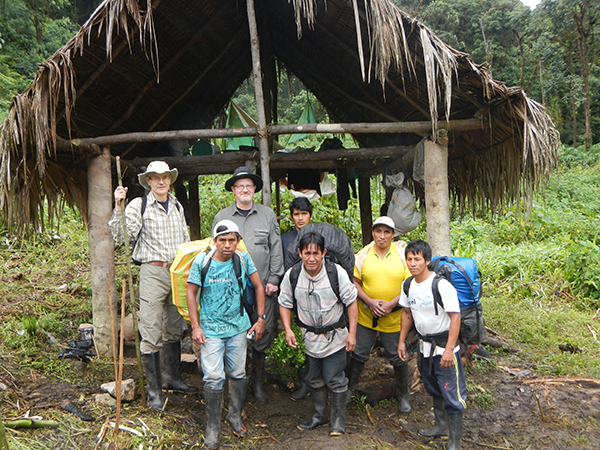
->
[212, 166, 284, 403]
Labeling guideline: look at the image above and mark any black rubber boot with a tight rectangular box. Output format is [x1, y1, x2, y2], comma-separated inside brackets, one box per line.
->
[446, 412, 463, 450]
[394, 362, 411, 413]
[160, 341, 199, 393]
[298, 386, 329, 430]
[224, 378, 248, 437]
[418, 396, 449, 438]
[329, 390, 347, 436]
[204, 388, 223, 449]
[250, 349, 269, 403]
[142, 352, 165, 412]
[291, 365, 310, 401]
[345, 357, 365, 405]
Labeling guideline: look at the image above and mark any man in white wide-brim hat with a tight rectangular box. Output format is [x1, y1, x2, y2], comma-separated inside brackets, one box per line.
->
[108, 161, 197, 411]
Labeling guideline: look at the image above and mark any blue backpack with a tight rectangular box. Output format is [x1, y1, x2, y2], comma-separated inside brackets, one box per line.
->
[403, 256, 486, 345]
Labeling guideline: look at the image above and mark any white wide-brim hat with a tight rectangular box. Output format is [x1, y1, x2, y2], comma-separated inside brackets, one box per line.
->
[138, 161, 178, 190]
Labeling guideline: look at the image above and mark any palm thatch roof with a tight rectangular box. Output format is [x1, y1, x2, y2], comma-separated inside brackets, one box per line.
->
[0, 0, 559, 230]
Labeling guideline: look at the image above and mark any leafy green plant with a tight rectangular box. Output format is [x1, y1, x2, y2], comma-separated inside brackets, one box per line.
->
[265, 323, 305, 380]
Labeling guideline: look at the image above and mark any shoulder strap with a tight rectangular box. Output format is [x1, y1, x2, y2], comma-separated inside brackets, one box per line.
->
[141, 195, 147, 216]
[354, 242, 374, 279]
[324, 260, 341, 302]
[402, 275, 414, 298]
[131, 195, 148, 256]
[431, 275, 442, 315]
[288, 262, 303, 305]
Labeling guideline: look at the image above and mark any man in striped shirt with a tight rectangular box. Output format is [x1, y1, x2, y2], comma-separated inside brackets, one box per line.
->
[109, 161, 197, 412]
[278, 232, 358, 436]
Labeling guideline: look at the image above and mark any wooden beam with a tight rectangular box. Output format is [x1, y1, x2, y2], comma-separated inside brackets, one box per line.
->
[60, 118, 483, 149]
[358, 175, 373, 247]
[247, 0, 271, 206]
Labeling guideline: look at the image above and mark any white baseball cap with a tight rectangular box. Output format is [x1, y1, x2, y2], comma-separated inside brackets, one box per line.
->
[212, 220, 241, 238]
[372, 216, 396, 231]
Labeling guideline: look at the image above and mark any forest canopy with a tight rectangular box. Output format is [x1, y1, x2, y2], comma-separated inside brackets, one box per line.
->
[0, 0, 598, 147]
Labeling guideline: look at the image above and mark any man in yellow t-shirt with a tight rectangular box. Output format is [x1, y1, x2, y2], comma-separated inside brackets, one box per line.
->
[347, 216, 412, 413]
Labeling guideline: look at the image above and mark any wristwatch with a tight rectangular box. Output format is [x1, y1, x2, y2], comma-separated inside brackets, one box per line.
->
[257, 314, 266, 320]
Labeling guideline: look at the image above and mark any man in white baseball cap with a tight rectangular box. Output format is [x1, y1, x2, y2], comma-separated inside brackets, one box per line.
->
[347, 216, 413, 414]
[185, 218, 266, 448]
[108, 161, 196, 411]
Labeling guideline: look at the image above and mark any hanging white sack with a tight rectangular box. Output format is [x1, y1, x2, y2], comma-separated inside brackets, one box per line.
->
[385, 172, 421, 234]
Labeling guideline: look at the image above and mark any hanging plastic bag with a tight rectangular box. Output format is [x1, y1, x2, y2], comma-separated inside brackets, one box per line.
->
[385, 172, 421, 234]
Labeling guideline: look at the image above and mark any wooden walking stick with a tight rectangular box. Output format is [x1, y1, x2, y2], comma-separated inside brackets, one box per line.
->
[115, 156, 145, 401]
[114, 280, 126, 437]
[106, 275, 119, 387]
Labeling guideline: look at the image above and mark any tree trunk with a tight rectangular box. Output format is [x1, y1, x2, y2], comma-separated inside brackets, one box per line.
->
[424, 138, 451, 256]
[358, 175, 373, 247]
[87, 147, 118, 357]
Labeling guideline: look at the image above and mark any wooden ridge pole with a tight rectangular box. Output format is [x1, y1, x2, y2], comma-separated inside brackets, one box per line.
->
[115, 156, 146, 401]
[57, 119, 483, 149]
[246, 0, 271, 206]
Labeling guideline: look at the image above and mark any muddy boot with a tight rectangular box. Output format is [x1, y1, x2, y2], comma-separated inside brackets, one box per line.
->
[345, 357, 364, 405]
[142, 352, 165, 412]
[446, 412, 463, 450]
[298, 386, 329, 430]
[224, 378, 247, 437]
[329, 390, 347, 436]
[394, 362, 411, 413]
[250, 349, 269, 403]
[418, 396, 449, 438]
[160, 341, 199, 393]
[204, 388, 223, 449]
[291, 365, 310, 401]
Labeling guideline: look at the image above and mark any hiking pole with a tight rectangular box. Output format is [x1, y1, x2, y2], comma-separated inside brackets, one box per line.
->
[115, 156, 145, 402]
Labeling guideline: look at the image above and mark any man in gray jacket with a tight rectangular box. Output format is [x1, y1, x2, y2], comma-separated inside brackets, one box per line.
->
[212, 166, 284, 403]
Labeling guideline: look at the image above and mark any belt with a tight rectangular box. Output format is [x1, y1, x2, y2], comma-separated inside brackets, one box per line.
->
[147, 261, 172, 269]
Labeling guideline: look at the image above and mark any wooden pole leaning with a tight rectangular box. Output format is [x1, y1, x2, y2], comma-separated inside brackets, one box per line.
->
[246, 0, 271, 206]
[115, 156, 146, 402]
[115, 281, 126, 436]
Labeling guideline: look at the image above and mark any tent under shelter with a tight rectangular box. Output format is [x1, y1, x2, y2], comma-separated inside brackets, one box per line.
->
[0, 0, 559, 354]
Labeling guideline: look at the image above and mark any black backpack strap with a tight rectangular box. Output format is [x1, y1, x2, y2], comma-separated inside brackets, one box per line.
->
[232, 252, 245, 316]
[431, 275, 442, 316]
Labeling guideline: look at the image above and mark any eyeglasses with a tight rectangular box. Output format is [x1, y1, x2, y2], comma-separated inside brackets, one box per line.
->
[233, 184, 255, 191]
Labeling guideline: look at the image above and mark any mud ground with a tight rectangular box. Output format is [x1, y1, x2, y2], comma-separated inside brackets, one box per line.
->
[2, 342, 600, 450]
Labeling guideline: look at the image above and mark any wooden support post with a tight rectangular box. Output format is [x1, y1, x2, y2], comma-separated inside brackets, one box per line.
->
[246, 0, 271, 206]
[87, 146, 117, 356]
[424, 136, 452, 256]
[358, 175, 373, 247]
[189, 176, 201, 239]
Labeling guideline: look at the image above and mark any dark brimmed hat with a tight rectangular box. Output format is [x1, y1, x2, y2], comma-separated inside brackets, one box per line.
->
[225, 166, 263, 192]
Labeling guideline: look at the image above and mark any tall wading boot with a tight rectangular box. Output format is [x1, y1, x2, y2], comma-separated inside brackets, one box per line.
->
[329, 390, 347, 436]
[224, 378, 248, 437]
[345, 357, 365, 405]
[250, 349, 269, 403]
[291, 365, 310, 401]
[204, 388, 223, 449]
[418, 396, 449, 438]
[297, 386, 329, 430]
[141, 352, 165, 412]
[446, 412, 463, 450]
[394, 363, 412, 413]
[160, 341, 199, 393]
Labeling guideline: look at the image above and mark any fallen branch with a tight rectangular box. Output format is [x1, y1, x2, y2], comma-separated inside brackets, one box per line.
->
[523, 377, 600, 389]
[587, 324, 598, 343]
[535, 393, 545, 422]
[109, 422, 143, 437]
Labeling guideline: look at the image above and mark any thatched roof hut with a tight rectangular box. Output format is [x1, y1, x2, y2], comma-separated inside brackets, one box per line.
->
[1, 0, 559, 231]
